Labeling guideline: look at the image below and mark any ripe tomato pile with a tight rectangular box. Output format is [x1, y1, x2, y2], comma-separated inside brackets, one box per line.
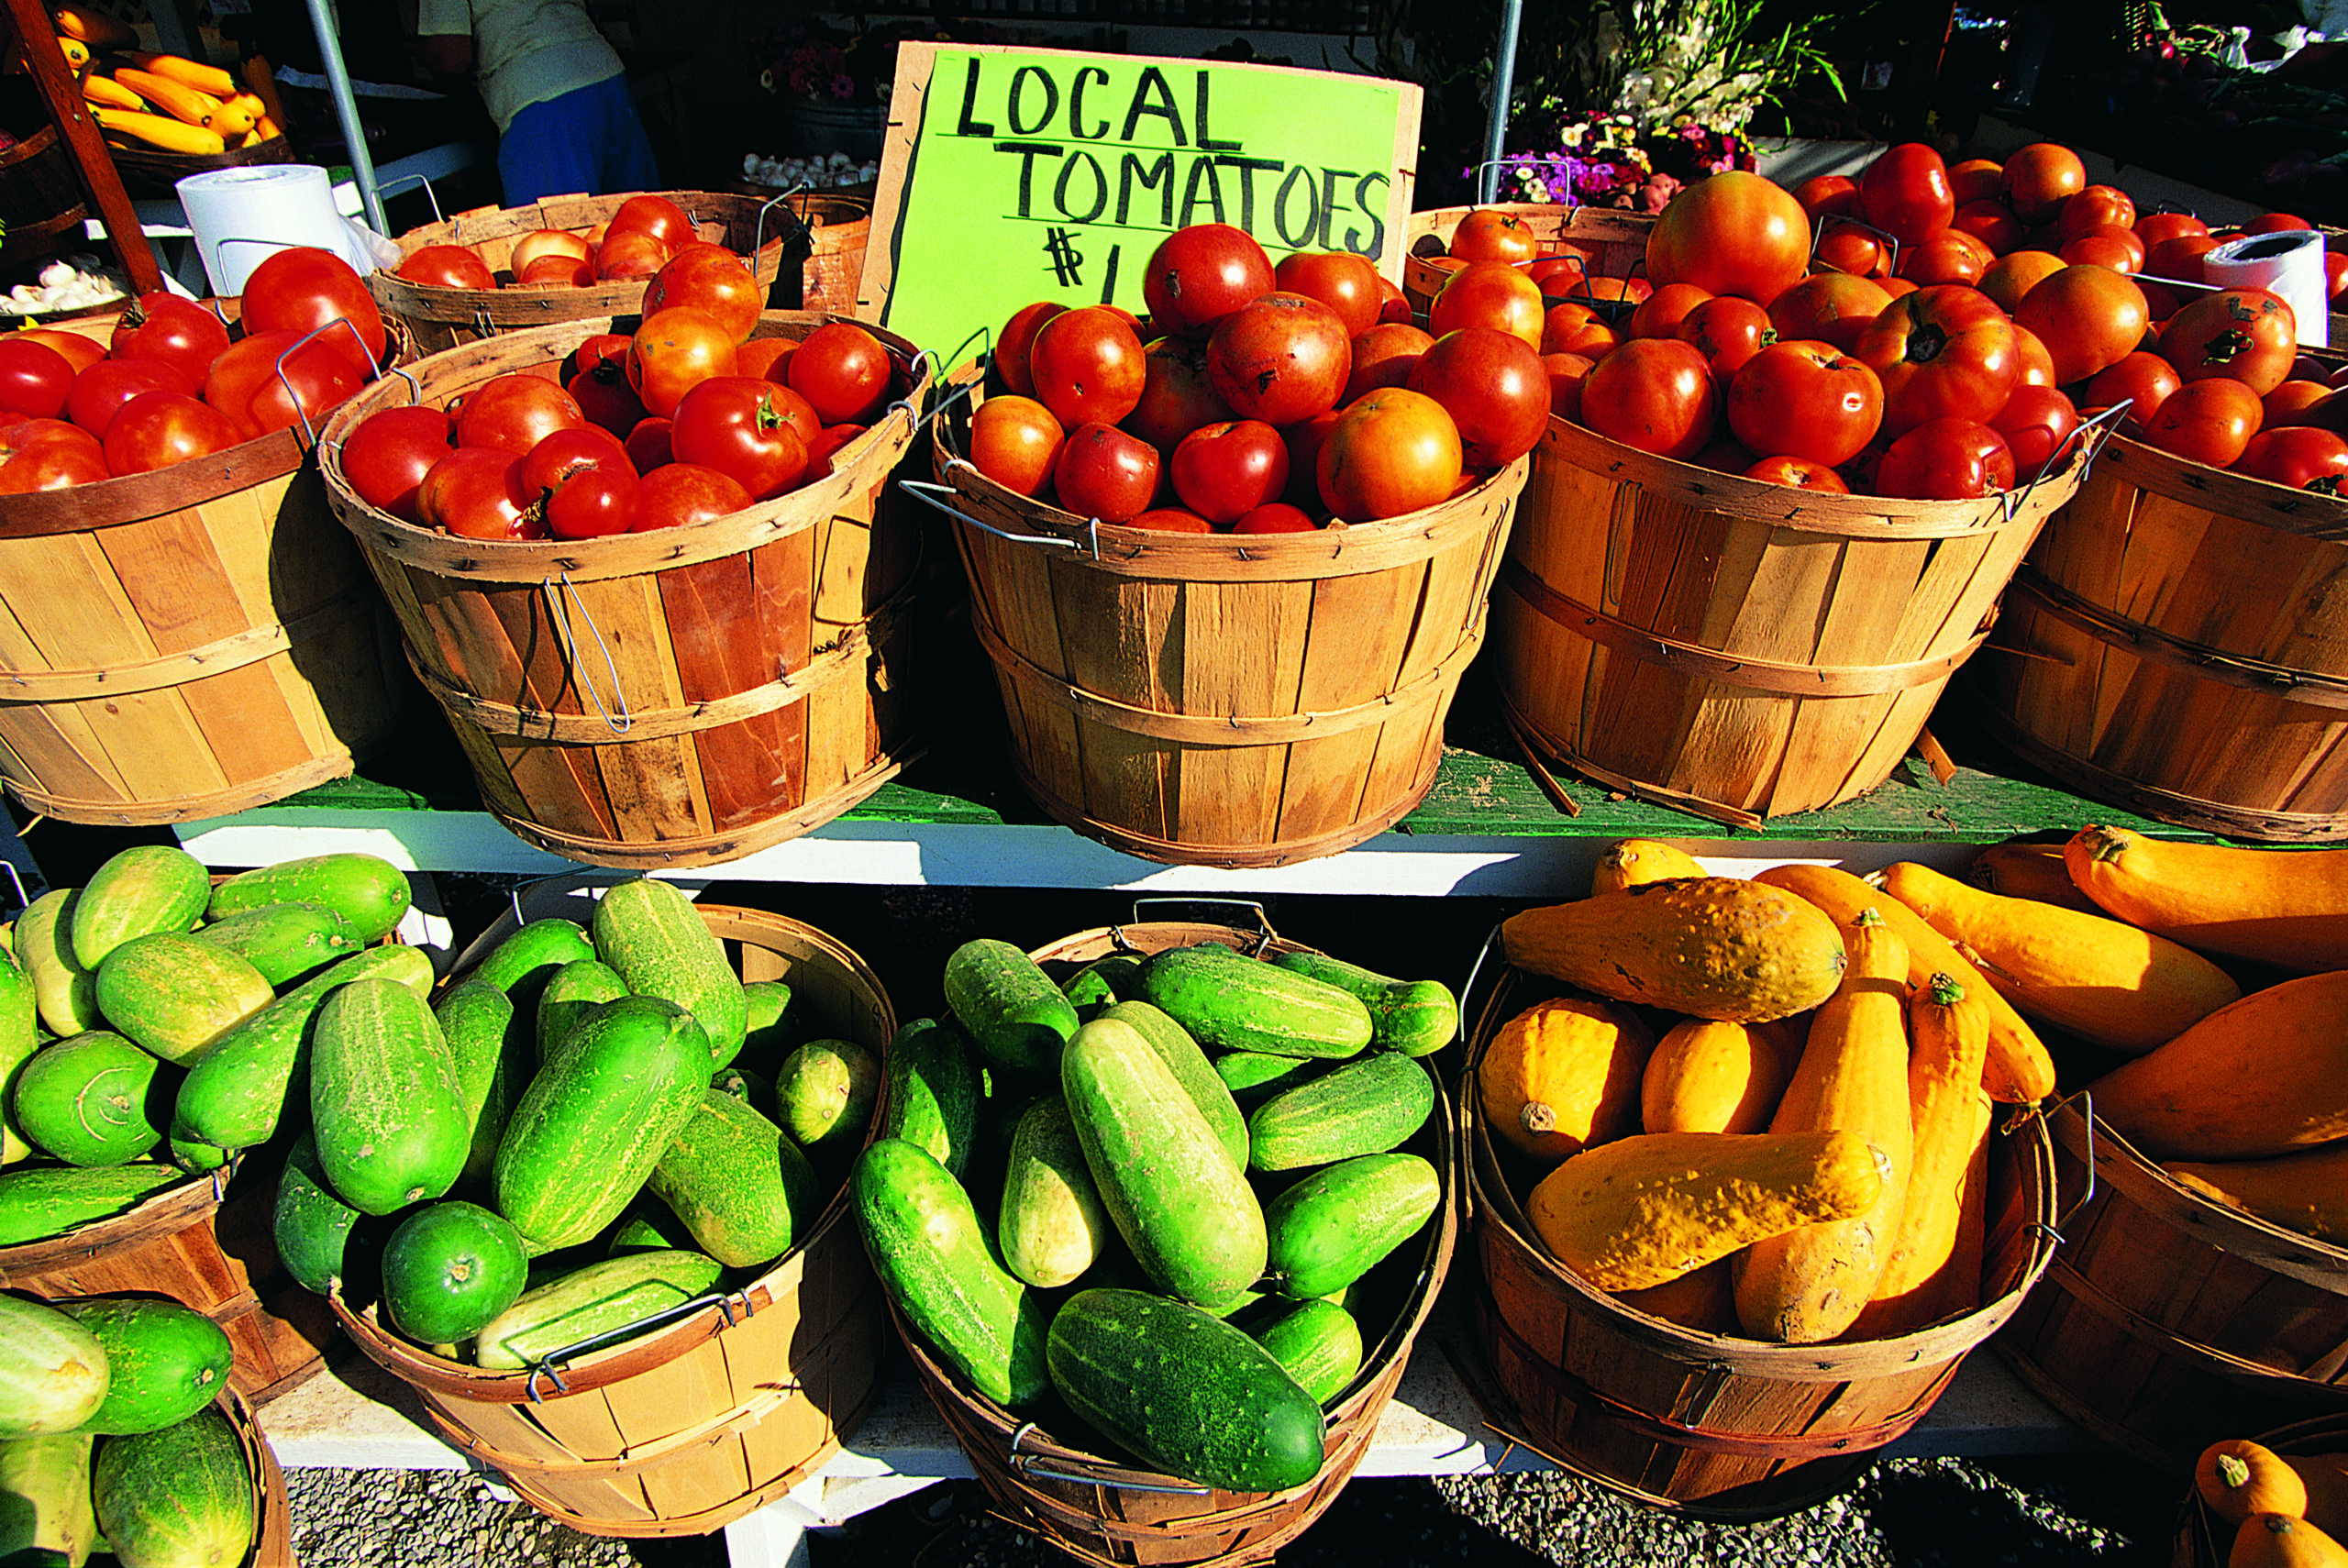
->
[0, 248, 386, 492]
[392, 193, 719, 292]
[341, 238, 903, 540]
[968, 222, 1552, 530]
[1475, 143, 2348, 500]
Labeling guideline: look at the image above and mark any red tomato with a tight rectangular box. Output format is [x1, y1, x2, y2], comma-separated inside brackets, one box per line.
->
[1525, 252, 1597, 295]
[397, 245, 496, 291]
[1628, 282, 1712, 341]
[69, 357, 194, 436]
[1792, 173, 1861, 222]
[1273, 251, 1384, 339]
[1205, 293, 1351, 427]
[2058, 185, 2138, 241]
[1374, 274, 1410, 325]
[1854, 285, 2021, 438]
[1978, 250, 2066, 315]
[2134, 212, 2210, 248]
[1860, 143, 1956, 247]
[1281, 409, 1342, 508]
[2010, 324, 2058, 388]
[669, 376, 811, 501]
[995, 301, 1068, 397]
[2002, 144, 2087, 226]
[623, 416, 674, 471]
[2244, 212, 2315, 236]
[1950, 199, 2026, 257]
[627, 307, 739, 418]
[1744, 454, 1850, 492]
[1142, 224, 1275, 338]
[964, 395, 1061, 497]
[2067, 223, 2147, 272]
[1448, 209, 1539, 265]
[2265, 380, 2332, 426]
[595, 231, 669, 282]
[101, 391, 241, 475]
[516, 251, 595, 288]
[239, 247, 385, 375]
[634, 462, 753, 531]
[1726, 340, 1885, 466]
[2159, 288, 2298, 397]
[1233, 502, 1318, 534]
[2143, 234, 2218, 284]
[2138, 377, 2265, 468]
[1539, 302, 1618, 359]
[1645, 170, 1810, 304]
[1542, 352, 1596, 421]
[339, 404, 454, 523]
[1813, 221, 1892, 281]
[786, 323, 893, 425]
[0, 419, 108, 491]
[1948, 158, 2004, 205]
[1123, 336, 1232, 458]
[202, 330, 359, 440]
[107, 294, 230, 388]
[1055, 422, 1160, 524]
[1898, 230, 1994, 287]
[1406, 327, 1549, 468]
[1768, 273, 1893, 355]
[735, 337, 795, 383]
[2012, 264, 2149, 385]
[1031, 305, 1148, 429]
[603, 194, 693, 255]
[570, 334, 633, 379]
[417, 447, 534, 539]
[1990, 384, 2081, 480]
[2235, 425, 2348, 491]
[1126, 506, 1215, 533]
[517, 424, 633, 501]
[1875, 417, 2015, 499]
[1316, 387, 1462, 522]
[1168, 419, 1289, 524]
[454, 374, 587, 457]
[1578, 337, 1717, 460]
[0, 337, 74, 419]
[2086, 352, 2183, 425]
[17, 328, 105, 375]
[1427, 261, 1545, 347]
[508, 229, 592, 276]
[544, 466, 641, 538]
[638, 246, 764, 343]
[568, 361, 650, 437]
[1343, 322, 1434, 403]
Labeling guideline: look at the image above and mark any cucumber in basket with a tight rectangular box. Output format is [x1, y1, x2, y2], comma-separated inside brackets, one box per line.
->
[472, 1249, 724, 1371]
[207, 851, 413, 945]
[1141, 943, 1372, 1060]
[591, 878, 748, 1067]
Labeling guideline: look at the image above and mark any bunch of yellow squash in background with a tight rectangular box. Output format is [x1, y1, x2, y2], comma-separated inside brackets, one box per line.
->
[50, 6, 285, 157]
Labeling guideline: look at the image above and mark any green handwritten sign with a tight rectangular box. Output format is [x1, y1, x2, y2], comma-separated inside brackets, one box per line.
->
[858, 41, 1422, 364]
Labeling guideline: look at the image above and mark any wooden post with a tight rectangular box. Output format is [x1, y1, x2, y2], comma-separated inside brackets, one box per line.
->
[0, 0, 165, 295]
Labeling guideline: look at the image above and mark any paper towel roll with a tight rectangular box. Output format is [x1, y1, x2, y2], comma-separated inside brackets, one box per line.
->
[2200, 227, 2330, 349]
[176, 165, 376, 297]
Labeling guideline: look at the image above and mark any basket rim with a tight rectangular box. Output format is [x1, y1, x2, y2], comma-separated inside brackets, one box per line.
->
[222, 1382, 294, 1568]
[2089, 428, 2348, 538]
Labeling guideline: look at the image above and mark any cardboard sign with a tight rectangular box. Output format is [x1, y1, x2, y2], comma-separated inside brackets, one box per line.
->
[858, 41, 1422, 363]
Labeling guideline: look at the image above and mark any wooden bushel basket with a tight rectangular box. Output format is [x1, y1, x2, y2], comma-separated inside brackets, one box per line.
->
[781, 193, 870, 315]
[0, 1163, 334, 1405]
[228, 1384, 297, 1568]
[0, 310, 416, 826]
[319, 313, 932, 869]
[926, 383, 1524, 867]
[1966, 432, 2348, 841]
[2168, 1408, 2348, 1568]
[883, 915, 1456, 1568]
[1996, 1098, 2348, 1478]
[367, 191, 798, 355]
[1494, 415, 2097, 828]
[329, 904, 894, 1537]
[104, 131, 296, 198]
[1401, 204, 1655, 316]
[1455, 961, 2060, 1520]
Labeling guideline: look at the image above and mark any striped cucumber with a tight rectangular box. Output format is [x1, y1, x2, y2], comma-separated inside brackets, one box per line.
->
[536, 957, 627, 1061]
[591, 878, 747, 1066]
[1246, 1050, 1434, 1172]
[1272, 952, 1458, 1058]
[996, 1097, 1111, 1289]
[12, 1033, 163, 1167]
[878, 1017, 980, 1177]
[1264, 1151, 1440, 1299]
[52, 1297, 231, 1436]
[473, 918, 595, 999]
[0, 950, 39, 1165]
[434, 974, 526, 1189]
[93, 932, 273, 1066]
[1245, 1297, 1363, 1405]
[1141, 944, 1372, 1059]
[187, 900, 361, 988]
[645, 1088, 816, 1268]
[207, 852, 411, 944]
[308, 977, 468, 1215]
[90, 1405, 256, 1568]
[472, 1250, 724, 1370]
[0, 1164, 186, 1246]
[942, 938, 1078, 1075]
[274, 1131, 370, 1295]
[17, 889, 100, 1037]
[1097, 999, 1246, 1170]
[71, 845, 209, 968]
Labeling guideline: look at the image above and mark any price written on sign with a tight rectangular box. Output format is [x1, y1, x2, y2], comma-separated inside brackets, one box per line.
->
[859, 42, 1422, 363]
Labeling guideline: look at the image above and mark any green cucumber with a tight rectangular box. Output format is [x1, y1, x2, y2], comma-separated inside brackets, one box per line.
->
[1097, 1000, 1246, 1171]
[308, 977, 468, 1216]
[166, 1114, 228, 1176]
[90, 1405, 254, 1568]
[1213, 1051, 1328, 1109]
[709, 1063, 770, 1106]
[1060, 955, 1145, 1014]
[0, 1165, 186, 1246]
[0, 952, 39, 1165]
[173, 944, 434, 1151]
[433, 975, 526, 1189]
[273, 1131, 369, 1296]
[590, 878, 747, 1067]
[492, 995, 712, 1254]
[1271, 952, 1458, 1058]
[472, 1249, 723, 1370]
[740, 978, 795, 1065]
[17, 890, 100, 1038]
[645, 1089, 815, 1268]
[1246, 1051, 1434, 1173]
[605, 1198, 694, 1257]
[773, 1036, 878, 1150]
[11, 1034, 163, 1167]
[1264, 1151, 1440, 1299]
[943, 938, 1078, 1076]
[51, 1298, 230, 1436]
[92, 933, 273, 1066]
[206, 852, 411, 944]
[0, 1430, 96, 1566]
[536, 958, 627, 1062]
[1045, 1287, 1325, 1491]
[380, 1199, 528, 1345]
[186, 901, 362, 989]
[0, 1294, 109, 1438]
[877, 1017, 980, 1178]
[851, 1138, 1049, 1409]
[1140, 944, 1372, 1060]
[996, 1097, 1110, 1289]
[1245, 1297, 1363, 1405]
[472, 918, 595, 1000]
[70, 845, 208, 970]
[1060, 1016, 1266, 1309]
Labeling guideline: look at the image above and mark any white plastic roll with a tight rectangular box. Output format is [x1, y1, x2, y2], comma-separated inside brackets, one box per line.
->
[175, 165, 379, 297]
[2199, 227, 2330, 349]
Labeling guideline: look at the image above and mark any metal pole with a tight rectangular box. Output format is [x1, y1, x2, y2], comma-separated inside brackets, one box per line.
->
[299, 0, 386, 234]
[1479, 0, 1523, 204]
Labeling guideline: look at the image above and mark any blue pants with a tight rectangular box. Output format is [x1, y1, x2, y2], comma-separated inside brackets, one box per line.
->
[497, 71, 662, 205]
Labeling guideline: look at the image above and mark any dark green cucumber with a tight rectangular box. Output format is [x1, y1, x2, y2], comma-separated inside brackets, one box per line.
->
[1097, 1000, 1246, 1171]
[1060, 1016, 1265, 1309]
[1213, 1051, 1328, 1109]
[1059, 955, 1145, 1015]
[1046, 1287, 1325, 1492]
[92, 933, 273, 1066]
[942, 938, 1078, 1076]
[90, 1406, 255, 1568]
[52, 1297, 231, 1435]
[173, 944, 433, 1152]
[0, 1429, 96, 1563]
[1246, 1051, 1434, 1173]
[536, 958, 627, 1062]
[1264, 1151, 1440, 1299]
[877, 1017, 980, 1178]
[590, 878, 747, 1067]
[206, 852, 411, 944]
[0, 1164, 186, 1246]
[188, 901, 362, 988]
[308, 977, 468, 1216]
[1140, 944, 1372, 1060]
[996, 1097, 1110, 1289]
[274, 1131, 369, 1295]
[740, 978, 795, 1064]
[852, 1137, 1049, 1409]
[645, 1089, 815, 1268]
[15, 889, 99, 1039]
[1245, 1297, 1363, 1405]
[472, 1249, 723, 1370]
[433, 975, 526, 1190]
[773, 1036, 878, 1150]
[71, 845, 209, 969]
[380, 1199, 529, 1345]
[11, 1033, 163, 1167]
[0, 950, 39, 1165]
[492, 995, 712, 1254]
[472, 918, 596, 999]
[1271, 952, 1458, 1058]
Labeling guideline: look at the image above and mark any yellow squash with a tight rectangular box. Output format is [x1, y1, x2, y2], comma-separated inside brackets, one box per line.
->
[1970, 840, 2104, 914]
[1640, 1017, 1794, 1136]
[1589, 838, 1706, 895]
[90, 106, 222, 153]
[1502, 877, 1846, 1024]
[2066, 825, 2348, 976]
[1478, 996, 1654, 1165]
[2166, 1145, 2348, 1243]
[2089, 970, 2348, 1161]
